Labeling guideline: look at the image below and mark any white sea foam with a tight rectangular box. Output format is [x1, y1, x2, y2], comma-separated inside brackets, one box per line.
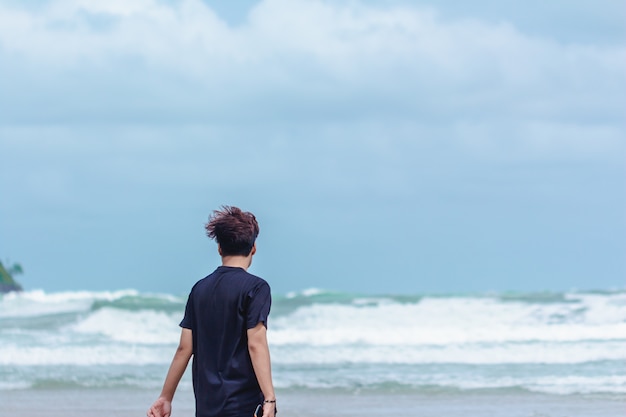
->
[0, 289, 139, 318]
[269, 297, 626, 346]
[566, 292, 626, 324]
[69, 307, 181, 344]
[273, 369, 626, 395]
[3, 289, 140, 303]
[0, 380, 32, 390]
[526, 375, 626, 395]
[271, 340, 626, 365]
[285, 288, 327, 298]
[0, 343, 172, 366]
[1, 289, 625, 394]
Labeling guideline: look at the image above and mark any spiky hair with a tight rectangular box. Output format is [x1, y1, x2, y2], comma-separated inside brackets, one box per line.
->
[205, 206, 259, 256]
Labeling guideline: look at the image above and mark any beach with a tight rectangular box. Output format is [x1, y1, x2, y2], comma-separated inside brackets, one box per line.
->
[2, 388, 625, 417]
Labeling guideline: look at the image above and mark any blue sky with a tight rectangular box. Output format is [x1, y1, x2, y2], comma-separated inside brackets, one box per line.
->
[0, 0, 624, 295]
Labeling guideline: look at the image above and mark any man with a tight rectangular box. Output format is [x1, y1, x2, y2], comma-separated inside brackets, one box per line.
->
[148, 206, 276, 417]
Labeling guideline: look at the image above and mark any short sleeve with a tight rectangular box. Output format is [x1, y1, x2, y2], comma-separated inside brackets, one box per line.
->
[179, 290, 195, 330]
[246, 282, 271, 329]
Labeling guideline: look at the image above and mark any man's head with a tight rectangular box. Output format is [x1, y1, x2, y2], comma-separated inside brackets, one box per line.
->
[205, 206, 260, 257]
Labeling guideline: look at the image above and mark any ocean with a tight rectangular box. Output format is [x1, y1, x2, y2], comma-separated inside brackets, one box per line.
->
[1, 288, 625, 416]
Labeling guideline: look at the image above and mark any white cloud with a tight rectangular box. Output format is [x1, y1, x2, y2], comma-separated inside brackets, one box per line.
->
[0, 0, 623, 127]
[0, 0, 624, 166]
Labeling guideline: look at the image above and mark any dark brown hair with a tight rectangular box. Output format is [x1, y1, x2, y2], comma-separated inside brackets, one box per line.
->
[205, 206, 260, 256]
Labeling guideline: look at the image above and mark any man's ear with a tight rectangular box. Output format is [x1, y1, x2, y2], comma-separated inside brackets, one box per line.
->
[218, 245, 223, 256]
[250, 243, 257, 256]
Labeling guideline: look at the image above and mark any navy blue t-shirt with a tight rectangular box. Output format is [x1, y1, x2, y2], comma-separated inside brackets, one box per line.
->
[180, 266, 272, 417]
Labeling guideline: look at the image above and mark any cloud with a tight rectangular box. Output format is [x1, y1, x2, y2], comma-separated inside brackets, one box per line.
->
[0, 0, 623, 132]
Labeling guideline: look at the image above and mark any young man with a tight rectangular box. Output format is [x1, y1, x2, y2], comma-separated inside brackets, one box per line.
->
[148, 206, 276, 417]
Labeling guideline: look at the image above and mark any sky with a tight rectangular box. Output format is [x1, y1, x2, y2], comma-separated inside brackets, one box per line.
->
[0, 0, 624, 295]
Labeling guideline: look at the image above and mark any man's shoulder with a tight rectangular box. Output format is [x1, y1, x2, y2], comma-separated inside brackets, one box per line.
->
[242, 269, 267, 283]
[237, 270, 270, 292]
[190, 268, 269, 293]
[189, 273, 213, 288]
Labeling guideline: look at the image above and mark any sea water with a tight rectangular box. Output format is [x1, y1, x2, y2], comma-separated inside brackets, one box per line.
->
[0, 288, 625, 399]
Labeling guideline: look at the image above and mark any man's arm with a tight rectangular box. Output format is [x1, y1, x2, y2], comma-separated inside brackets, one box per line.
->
[248, 322, 276, 417]
[148, 328, 193, 417]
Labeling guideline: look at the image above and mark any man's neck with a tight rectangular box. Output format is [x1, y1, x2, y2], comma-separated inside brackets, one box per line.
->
[221, 255, 252, 271]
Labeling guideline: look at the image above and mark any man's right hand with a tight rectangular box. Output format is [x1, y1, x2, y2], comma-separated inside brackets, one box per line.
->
[262, 401, 276, 417]
[147, 396, 172, 417]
